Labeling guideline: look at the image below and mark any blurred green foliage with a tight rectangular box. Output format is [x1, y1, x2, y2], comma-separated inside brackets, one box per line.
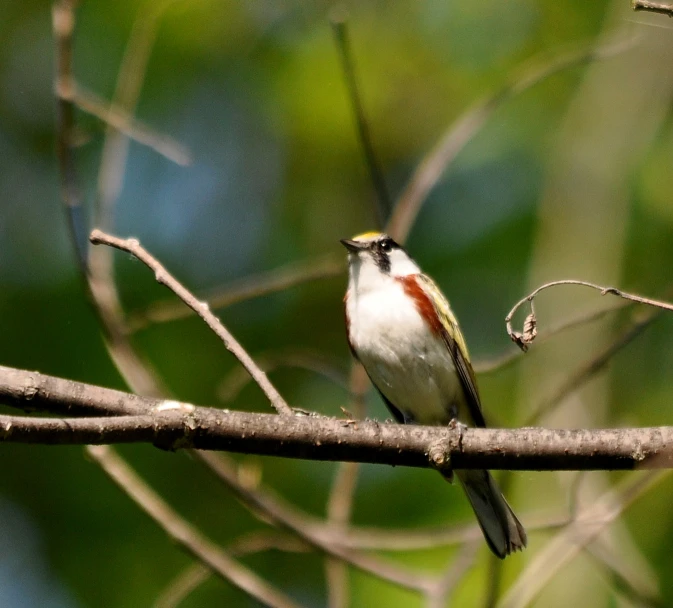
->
[2, 1, 673, 606]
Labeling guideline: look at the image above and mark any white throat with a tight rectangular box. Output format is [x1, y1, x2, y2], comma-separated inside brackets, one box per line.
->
[347, 248, 420, 296]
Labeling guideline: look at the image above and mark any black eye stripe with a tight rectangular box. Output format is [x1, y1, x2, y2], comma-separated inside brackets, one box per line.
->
[372, 239, 392, 273]
[374, 249, 391, 273]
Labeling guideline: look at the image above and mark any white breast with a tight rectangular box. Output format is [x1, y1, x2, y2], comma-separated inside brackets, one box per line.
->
[346, 278, 462, 425]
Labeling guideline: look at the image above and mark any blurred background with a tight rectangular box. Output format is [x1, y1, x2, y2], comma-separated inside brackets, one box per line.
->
[2, 0, 673, 606]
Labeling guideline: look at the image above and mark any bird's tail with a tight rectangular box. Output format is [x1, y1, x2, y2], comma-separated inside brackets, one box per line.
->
[454, 469, 527, 559]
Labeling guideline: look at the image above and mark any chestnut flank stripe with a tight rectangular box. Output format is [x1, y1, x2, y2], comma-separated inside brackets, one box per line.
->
[396, 275, 443, 336]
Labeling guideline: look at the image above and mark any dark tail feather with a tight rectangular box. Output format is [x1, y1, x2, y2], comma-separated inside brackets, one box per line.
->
[454, 469, 527, 559]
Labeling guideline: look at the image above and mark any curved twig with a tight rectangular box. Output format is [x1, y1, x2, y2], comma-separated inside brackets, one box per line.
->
[505, 279, 673, 351]
[128, 254, 344, 332]
[331, 13, 391, 227]
[88, 445, 302, 608]
[386, 37, 635, 243]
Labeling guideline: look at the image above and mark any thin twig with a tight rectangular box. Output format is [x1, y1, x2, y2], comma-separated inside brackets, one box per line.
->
[53, 0, 168, 399]
[425, 541, 480, 608]
[324, 365, 369, 608]
[52, 0, 88, 270]
[128, 254, 345, 331]
[523, 305, 662, 425]
[331, 13, 391, 227]
[155, 532, 310, 608]
[585, 540, 663, 608]
[52, 8, 308, 606]
[59, 83, 191, 165]
[500, 470, 670, 608]
[90, 230, 293, 416]
[87, 445, 302, 608]
[92, 0, 185, 303]
[474, 299, 631, 374]
[218, 348, 349, 404]
[193, 451, 435, 594]
[155, 564, 210, 608]
[332, 512, 570, 551]
[385, 36, 635, 243]
[506, 279, 673, 351]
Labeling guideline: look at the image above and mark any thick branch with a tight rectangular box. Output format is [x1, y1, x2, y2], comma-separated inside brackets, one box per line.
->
[1, 365, 673, 471]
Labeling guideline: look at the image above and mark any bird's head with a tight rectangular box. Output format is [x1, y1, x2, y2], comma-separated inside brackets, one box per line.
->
[340, 232, 420, 289]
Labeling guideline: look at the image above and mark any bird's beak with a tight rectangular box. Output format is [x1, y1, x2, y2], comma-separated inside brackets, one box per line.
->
[340, 239, 367, 253]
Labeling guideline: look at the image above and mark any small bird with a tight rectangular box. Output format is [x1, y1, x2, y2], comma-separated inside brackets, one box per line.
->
[341, 231, 526, 558]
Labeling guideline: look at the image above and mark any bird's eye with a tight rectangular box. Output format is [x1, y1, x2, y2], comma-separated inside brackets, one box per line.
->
[380, 238, 393, 252]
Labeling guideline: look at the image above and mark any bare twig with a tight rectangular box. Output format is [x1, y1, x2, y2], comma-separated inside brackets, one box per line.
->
[155, 532, 310, 608]
[474, 300, 631, 374]
[523, 306, 661, 425]
[585, 540, 663, 608]
[52, 9, 309, 606]
[632, 0, 673, 16]
[52, 0, 88, 270]
[506, 279, 673, 351]
[87, 445, 302, 608]
[53, 0, 169, 399]
[155, 564, 210, 608]
[331, 512, 569, 551]
[89, 230, 293, 416]
[217, 347, 349, 403]
[385, 37, 634, 243]
[331, 12, 391, 226]
[128, 254, 345, 331]
[95, 0, 187, 221]
[500, 470, 669, 608]
[425, 542, 480, 608]
[324, 365, 369, 608]
[193, 451, 435, 594]
[57, 83, 191, 165]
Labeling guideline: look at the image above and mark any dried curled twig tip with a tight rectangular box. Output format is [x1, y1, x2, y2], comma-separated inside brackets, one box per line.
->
[509, 312, 538, 352]
[510, 332, 528, 352]
[505, 279, 673, 354]
[523, 312, 538, 343]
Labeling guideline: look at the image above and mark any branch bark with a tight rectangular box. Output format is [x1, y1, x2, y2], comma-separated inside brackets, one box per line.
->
[1, 364, 672, 471]
[632, 0, 673, 16]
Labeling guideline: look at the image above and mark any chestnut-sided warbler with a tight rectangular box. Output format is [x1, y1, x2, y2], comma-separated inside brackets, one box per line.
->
[341, 232, 526, 558]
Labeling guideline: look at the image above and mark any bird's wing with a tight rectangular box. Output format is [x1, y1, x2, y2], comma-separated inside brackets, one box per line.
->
[415, 274, 487, 428]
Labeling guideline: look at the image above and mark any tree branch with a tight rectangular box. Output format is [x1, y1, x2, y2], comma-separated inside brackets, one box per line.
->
[2, 364, 673, 471]
[331, 14, 392, 226]
[385, 36, 634, 244]
[127, 254, 344, 332]
[87, 445, 302, 608]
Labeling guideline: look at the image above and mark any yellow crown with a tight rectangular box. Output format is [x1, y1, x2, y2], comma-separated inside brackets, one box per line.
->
[351, 231, 384, 242]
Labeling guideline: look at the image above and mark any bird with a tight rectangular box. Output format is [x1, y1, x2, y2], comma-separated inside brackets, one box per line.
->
[341, 231, 526, 558]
